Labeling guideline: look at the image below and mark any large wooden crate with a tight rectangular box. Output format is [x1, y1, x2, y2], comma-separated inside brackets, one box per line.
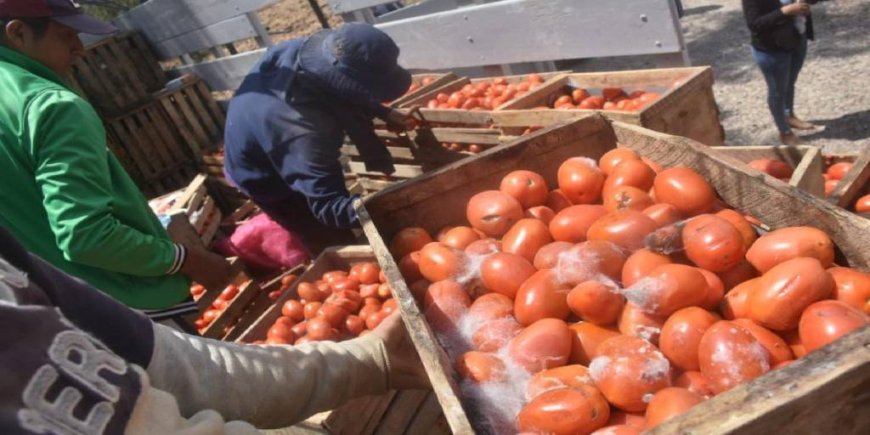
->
[70, 32, 166, 113]
[237, 246, 448, 435]
[415, 67, 725, 146]
[714, 145, 825, 197]
[357, 114, 870, 434]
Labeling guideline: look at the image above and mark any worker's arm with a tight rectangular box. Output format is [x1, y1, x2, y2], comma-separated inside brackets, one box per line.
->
[26, 90, 182, 277]
[341, 108, 396, 175]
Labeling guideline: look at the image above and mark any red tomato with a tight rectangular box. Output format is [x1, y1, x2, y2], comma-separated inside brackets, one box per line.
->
[344, 315, 365, 336]
[468, 293, 513, 322]
[267, 323, 296, 342]
[591, 425, 642, 435]
[549, 204, 608, 242]
[514, 269, 571, 326]
[297, 282, 323, 303]
[533, 241, 573, 270]
[590, 335, 672, 412]
[643, 203, 683, 228]
[827, 162, 853, 180]
[316, 303, 350, 328]
[306, 317, 335, 341]
[472, 316, 522, 352]
[618, 302, 667, 344]
[517, 385, 610, 435]
[714, 209, 758, 249]
[854, 194, 870, 213]
[721, 277, 758, 320]
[479, 252, 536, 299]
[440, 226, 480, 250]
[354, 262, 381, 285]
[545, 189, 573, 212]
[697, 268, 725, 310]
[659, 307, 718, 371]
[644, 387, 704, 429]
[603, 185, 654, 212]
[219, 284, 239, 301]
[824, 179, 839, 196]
[568, 322, 621, 365]
[745, 226, 834, 273]
[716, 260, 759, 291]
[558, 157, 606, 204]
[365, 310, 389, 330]
[653, 167, 717, 216]
[748, 257, 834, 330]
[748, 159, 794, 179]
[190, 284, 205, 297]
[673, 371, 715, 398]
[330, 277, 360, 293]
[500, 170, 550, 208]
[456, 351, 507, 383]
[526, 364, 593, 400]
[829, 267, 870, 314]
[424, 280, 471, 333]
[681, 214, 746, 272]
[622, 249, 673, 287]
[602, 87, 626, 101]
[390, 227, 434, 258]
[572, 88, 591, 104]
[799, 300, 870, 352]
[698, 321, 770, 394]
[509, 318, 573, 373]
[567, 281, 625, 326]
[599, 148, 641, 176]
[466, 190, 524, 237]
[622, 264, 708, 316]
[732, 318, 794, 365]
[525, 205, 556, 225]
[587, 210, 658, 252]
[281, 299, 305, 322]
[605, 159, 657, 193]
[303, 302, 322, 320]
[554, 241, 626, 286]
[418, 242, 466, 282]
[465, 238, 501, 256]
[500, 218, 552, 262]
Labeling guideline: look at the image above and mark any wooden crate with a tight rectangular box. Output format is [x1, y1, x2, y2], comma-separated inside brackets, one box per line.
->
[148, 174, 223, 247]
[70, 32, 166, 113]
[236, 245, 447, 435]
[827, 150, 870, 215]
[105, 101, 198, 197]
[195, 268, 261, 339]
[357, 114, 870, 434]
[155, 75, 226, 158]
[396, 72, 566, 110]
[713, 145, 825, 197]
[416, 67, 725, 146]
[390, 73, 459, 108]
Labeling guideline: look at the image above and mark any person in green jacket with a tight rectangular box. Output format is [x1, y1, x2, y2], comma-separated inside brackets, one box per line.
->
[0, 0, 232, 321]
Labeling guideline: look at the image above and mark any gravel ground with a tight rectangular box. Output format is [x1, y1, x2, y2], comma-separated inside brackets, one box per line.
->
[680, 0, 870, 152]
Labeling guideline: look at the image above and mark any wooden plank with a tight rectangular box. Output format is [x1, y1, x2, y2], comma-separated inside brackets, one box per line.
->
[172, 48, 265, 91]
[377, 0, 683, 70]
[391, 73, 456, 107]
[829, 149, 870, 209]
[164, 211, 206, 249]
[398, 77, 470, 109]
[373, 389, 430, 435]
[348, 161, 424, 179]
[151, 14, 259, 58]
[115, 0, 280, 44]
[648, 324, 870, 435]
[343, 145, 416, 161]
[426, 128, 508, 146]
[713, 145, 826, 197]
[402, 391, 448, 435]
[497, 73, 568, 110]
[328, 0, 399, 14]
[223, 265, 306, 341]
[793, 147, 826, 198]
[201, 275, 261, 339]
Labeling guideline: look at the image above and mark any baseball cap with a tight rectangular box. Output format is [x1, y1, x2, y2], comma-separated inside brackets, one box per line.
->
[0, 0, 117, 35]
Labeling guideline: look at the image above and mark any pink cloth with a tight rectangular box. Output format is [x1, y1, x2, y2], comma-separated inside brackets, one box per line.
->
[215, 213, 309, 273]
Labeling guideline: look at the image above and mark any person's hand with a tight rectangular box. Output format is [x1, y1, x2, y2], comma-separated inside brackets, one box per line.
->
[372, 311, 430, 390]
[180, 246, 233, 292]
[384, 109, 419, 132]
[782, 2, 810, 16]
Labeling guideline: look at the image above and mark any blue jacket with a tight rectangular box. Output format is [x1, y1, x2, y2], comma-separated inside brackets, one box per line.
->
[224, 39, 394, 229]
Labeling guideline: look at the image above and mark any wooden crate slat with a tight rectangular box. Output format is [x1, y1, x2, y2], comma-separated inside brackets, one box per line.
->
[391, 73, 457, 107]
[358, 114, 870, 434]
[200, 274, 261, 339]
[348, 161, 423, 179]
[829, 149, 870, 209]
[373, 389, 430, 435]
[402, 391, 449, 435]
[713, 145, 825, 197]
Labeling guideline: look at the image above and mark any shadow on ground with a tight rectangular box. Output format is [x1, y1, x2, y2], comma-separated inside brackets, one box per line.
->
[803, 109, 870, 142]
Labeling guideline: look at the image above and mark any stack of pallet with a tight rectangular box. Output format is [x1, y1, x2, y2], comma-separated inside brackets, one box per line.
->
[70, 32, 225, 198]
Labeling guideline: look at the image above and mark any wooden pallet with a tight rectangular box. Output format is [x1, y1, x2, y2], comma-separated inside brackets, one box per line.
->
[714, 145, 825, 197]
[357, 114, 870, 434]
[414, 67, 725, 146]
[70, 32, 166, 113]
[155, 75, 226, 158]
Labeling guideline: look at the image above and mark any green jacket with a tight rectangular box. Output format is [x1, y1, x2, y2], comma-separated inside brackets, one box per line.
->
[0, 46, 189, 310]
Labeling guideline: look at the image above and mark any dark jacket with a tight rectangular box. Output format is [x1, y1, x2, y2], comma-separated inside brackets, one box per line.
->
[224, 39, 394, 229]
[742, 0, 815, 52]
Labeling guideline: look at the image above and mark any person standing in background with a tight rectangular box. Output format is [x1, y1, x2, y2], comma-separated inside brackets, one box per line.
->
[742, 0, 821, 145]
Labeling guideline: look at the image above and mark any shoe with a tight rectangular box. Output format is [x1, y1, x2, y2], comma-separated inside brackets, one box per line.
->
[780, 132, 803, 146]
[788, 116, 816, 130]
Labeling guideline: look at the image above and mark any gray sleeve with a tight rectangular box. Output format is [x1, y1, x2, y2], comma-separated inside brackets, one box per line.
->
[145, 324, 391, 428]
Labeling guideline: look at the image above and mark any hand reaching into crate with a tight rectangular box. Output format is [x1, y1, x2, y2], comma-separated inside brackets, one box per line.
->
[383, 108, 421, 133]
[372, 311, 431, 390]
[181, 245, 233, 291]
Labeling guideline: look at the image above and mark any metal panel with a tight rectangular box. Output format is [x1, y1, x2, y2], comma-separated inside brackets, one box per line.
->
[152, 15, 259, 58]
[376, 0, 684, 70]
[115, 0, 279, 43]
[329, 0, 401, 14]
[172, 49, 265, 91]
[376, 0, 461, 24]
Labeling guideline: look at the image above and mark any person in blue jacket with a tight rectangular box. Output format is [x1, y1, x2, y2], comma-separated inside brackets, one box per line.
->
[224, 23, 413, 255]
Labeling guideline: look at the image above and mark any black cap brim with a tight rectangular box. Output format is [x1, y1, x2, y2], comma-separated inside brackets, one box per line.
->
[53, 13, 117, 35]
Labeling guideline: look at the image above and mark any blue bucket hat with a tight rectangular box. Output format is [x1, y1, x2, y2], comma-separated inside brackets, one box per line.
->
[298, 22, 412, 103]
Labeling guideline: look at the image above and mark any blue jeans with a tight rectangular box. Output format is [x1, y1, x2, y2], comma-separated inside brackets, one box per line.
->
[751, 36, 808, 134]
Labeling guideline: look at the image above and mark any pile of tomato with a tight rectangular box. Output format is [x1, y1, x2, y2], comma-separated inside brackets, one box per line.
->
[822, 159, 869, 213]
[544, 87, 661, 112]
[425, 74, 546, 110]
[251, 262, 397, 346]
[404, 76, 436, 96]
[388, 148, 870, 434]
[192, 283, 241, 332]
[440, 142, 484, 154]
